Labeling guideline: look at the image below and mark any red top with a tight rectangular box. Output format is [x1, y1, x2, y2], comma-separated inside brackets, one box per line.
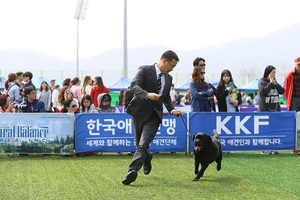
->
[90, 85, 109, 108]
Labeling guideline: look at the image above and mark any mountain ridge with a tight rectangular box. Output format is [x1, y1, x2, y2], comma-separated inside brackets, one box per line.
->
[1, 22, 300, 86]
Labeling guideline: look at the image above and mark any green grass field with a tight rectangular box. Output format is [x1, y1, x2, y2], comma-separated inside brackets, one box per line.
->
[0, 151, 299, 200]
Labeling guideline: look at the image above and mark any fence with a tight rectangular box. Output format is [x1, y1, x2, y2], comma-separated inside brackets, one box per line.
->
[0, 111, 298, 155]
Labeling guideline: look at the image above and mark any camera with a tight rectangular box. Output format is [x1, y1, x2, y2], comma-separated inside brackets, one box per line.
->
[14, 104, 27, 110]
[19, 88, 25, 96]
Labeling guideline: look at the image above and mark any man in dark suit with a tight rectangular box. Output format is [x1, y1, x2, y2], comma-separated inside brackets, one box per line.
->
[122, 50, 183, 185]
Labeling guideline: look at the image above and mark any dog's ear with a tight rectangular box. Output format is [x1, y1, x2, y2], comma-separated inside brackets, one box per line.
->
[193, 133, 200, 141]
[193, 132, 204, 141]
[192, 133, 197, 141]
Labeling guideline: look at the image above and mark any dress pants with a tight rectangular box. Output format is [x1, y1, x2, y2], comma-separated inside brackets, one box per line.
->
[128, 111, 160, 172]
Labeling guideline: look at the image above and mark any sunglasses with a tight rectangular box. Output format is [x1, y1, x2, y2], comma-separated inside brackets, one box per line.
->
[70, 104, 77, 108]
[200, 72, 206, 75]
[167, 60, 176, 68]
[65, 90, 72, 94]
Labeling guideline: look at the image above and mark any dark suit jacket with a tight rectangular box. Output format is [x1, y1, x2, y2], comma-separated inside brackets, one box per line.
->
[126, 64, 175, 122]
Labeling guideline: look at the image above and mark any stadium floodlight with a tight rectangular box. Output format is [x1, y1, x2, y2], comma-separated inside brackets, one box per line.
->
[123, 0, 128, 79]
[74, 0, 89, 77]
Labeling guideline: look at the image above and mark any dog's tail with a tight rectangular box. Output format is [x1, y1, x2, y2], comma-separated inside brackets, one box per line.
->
[213, 129, 219, 139]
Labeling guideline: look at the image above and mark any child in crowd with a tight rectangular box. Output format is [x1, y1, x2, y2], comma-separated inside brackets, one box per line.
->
[80, 94, 98, 113]
[97, 93, 119, 113]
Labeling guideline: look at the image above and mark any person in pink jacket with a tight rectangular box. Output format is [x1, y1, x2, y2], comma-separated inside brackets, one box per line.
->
[284, 57, 300, 111]
[71, 77, 82, 104]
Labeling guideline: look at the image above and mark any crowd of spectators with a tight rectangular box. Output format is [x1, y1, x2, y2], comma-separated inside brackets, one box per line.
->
[0, 72, 118, 114]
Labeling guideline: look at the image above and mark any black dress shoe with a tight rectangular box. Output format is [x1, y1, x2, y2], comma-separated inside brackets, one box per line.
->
[122, 170, 138, 185]
[143, 154, 153, 175]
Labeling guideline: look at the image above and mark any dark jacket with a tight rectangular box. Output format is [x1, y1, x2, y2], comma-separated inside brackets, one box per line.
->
[216, 85, 242, 112]
[258, 78, 285, 112]
[20, 98, 46, 113]
[24, 81, 36, 91]
[126, 64, 175, 122]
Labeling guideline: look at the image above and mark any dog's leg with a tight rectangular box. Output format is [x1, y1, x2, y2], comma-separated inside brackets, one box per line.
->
[216, 154, 222, 171]
[216, 161, 221, 171]
[194, 160, 199, 175]
[216, 143, 222, 171]
[193, 163, 209, 181]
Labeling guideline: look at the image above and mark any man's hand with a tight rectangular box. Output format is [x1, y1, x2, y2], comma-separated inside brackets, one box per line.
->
[172, 110, 183, 117]
[146, 93, 161, 101]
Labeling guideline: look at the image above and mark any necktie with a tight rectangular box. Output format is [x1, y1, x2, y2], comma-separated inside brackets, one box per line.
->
[157, 73, 163, 94]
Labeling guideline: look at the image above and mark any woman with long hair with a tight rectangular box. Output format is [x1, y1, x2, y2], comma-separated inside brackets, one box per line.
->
[189, 66, 214, 112]
[57, 86, 78, 111]
[216, 69, 242, 112]
[62, 78, 71, 88]
[258, 65, 284, 155]
[81, 75, 92, 95]
[4, 73, 21, 104]
[80, 94, 98, 113]
[258, 65, 284, 112]
[90, 76, 109, 108]
[37, 81, 52, 111]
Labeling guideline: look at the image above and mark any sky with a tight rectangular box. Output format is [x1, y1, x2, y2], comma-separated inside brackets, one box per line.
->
[1, 0, 300, 61]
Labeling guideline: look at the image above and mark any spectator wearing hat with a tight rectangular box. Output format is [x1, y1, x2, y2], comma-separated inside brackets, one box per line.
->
[284, 57, 300, 111]
[96, 93, 119, 113]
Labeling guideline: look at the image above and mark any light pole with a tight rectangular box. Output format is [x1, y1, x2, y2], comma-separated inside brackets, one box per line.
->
[74, 0, 88, 77]
[123, 0, 128, 79]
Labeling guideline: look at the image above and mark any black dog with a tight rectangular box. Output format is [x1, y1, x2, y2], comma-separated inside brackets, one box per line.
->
[192, 130, 222, 181]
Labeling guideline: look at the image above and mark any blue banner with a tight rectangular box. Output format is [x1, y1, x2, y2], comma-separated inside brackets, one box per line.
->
[75, 113, 187, 153]
[189, 112, 296, 152]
